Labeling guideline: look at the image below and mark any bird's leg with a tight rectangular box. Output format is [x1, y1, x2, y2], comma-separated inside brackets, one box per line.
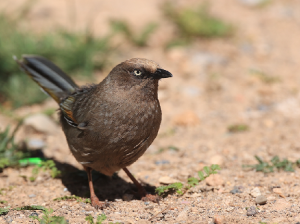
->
[123, 167, 160, 203]
[83, 166, 106, 209]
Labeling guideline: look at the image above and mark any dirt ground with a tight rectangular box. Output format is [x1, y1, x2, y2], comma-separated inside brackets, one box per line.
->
[1, 0, 300, 223]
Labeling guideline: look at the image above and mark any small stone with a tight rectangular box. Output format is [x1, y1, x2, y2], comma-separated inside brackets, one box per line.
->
[185, 193, 201, 198]
[27, 138, 45, 150]
[159, 176, 180, 185]
[28, 194, 36, 198]
[145, 205, 154, 210]
[273, 188, 285, 198]
[30, 212, 38, 217]
[250, 187, 261, 198]
[63, 188, 68, 192]
[155, 160, 170, 165]
[24, 113, 58, 134]
[114, 199, 122, 202]
[214, 215, 225, 224]
[122, 194, 133, 201]
[230, 186, 242, 194]
[173, 110, 200, 126]
[247, 206, 257, 216]
[255, 195, 267, 205]
[144, 201, 150, 205]
[205, 174, 224, 186]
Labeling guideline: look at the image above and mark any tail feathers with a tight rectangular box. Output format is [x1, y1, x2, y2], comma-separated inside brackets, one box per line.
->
[14, 55, 78, 103]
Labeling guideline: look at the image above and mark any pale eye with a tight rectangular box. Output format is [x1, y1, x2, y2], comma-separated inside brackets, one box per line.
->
[134, 70, 142, 76]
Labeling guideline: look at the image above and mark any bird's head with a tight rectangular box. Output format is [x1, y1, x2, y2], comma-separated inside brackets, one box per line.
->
[121, 58, 173, 80]
[107, 58, 172, 86]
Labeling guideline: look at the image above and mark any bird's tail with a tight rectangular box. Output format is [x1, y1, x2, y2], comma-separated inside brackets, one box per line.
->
[14, 55, 78, 103]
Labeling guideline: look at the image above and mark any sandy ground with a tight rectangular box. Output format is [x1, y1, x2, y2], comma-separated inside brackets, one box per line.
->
[1, 0, 300, 223]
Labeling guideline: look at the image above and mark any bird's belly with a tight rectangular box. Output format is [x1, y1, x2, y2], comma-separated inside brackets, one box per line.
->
[64, 101, 161, 176]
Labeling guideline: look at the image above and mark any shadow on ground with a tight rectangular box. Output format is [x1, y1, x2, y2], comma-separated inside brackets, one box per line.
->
[53, 160, 157, 202]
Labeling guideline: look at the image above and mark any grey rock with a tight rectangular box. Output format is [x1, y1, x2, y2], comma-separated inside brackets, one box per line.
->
[145, 205, 154, 210]
[28, 194, 36, 198]
[24, 113, 58, 134]
[250, 187, 261, 198]
[27, 138, 45, 150]
[155, 160, 170, 165]
[247, 206, 257, 216]
[230, 186, 243, 194]
[255, 195, 267, 205]
[30, 212, 38, 217]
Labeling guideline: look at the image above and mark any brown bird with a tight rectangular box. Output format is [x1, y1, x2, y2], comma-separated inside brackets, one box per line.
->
[15, 55, 172, 208]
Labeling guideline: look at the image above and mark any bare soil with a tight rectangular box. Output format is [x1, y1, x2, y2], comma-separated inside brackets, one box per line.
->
[1, 0, 300, 223]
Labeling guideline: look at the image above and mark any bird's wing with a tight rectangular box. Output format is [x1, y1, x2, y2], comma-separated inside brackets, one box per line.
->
[59, 84, 97, 128]
[60, 95, 78, 127]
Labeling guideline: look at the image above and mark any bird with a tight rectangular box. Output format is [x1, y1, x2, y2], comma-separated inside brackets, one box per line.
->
[15, 55, 172, 209]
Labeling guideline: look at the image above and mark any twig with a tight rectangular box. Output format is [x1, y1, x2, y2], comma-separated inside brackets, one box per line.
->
[148, 205, 171, 221]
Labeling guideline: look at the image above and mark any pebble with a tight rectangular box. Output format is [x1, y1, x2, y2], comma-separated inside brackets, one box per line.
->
[247, 206, 257, 216]
[250, 187, 261, 198]
[24, 113, 58, 134]
[230, 186, 242, 194]
[205, 174, 224, 186]
[28, 194, 36, 198]
[214, 215, 225, 224]
[27, 138, 45, 150]
[145, 205, 154, 210]
[155, 160, 170, 165]
[30, 212, 38, 217]
[273, 188, 285, 198]
[144, 201, 150, 205]
[255, 195, 267, 205]
[159, 176, 180, 185]
[63, 188, 68, 192]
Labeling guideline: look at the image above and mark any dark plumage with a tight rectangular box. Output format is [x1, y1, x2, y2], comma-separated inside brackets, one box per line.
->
[15, 56, 172, 208]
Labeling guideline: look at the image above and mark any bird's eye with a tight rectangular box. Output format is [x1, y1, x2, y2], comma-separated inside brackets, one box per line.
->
[134, 70, 142, 76]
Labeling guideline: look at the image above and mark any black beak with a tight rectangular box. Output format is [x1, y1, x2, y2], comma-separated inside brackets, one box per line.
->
[153, 68, 173, 79]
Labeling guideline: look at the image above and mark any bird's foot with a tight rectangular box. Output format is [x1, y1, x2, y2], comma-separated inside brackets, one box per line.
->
[141, 194, 160, 204]
[90, 195, 108, 210]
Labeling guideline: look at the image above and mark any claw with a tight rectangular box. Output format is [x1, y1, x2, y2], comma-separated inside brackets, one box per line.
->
[141, 194, 160, 204]
[91, 195, 108, 210]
